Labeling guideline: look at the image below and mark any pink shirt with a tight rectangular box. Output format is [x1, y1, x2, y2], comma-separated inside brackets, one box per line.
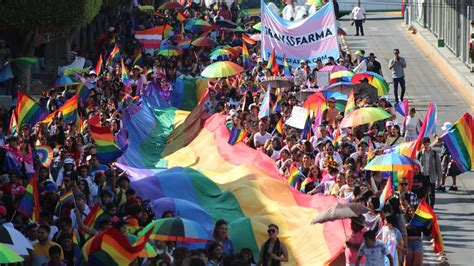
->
[345, 229, 366, 264]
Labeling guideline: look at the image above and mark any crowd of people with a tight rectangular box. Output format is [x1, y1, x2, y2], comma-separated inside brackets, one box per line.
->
[0, 0, 463, 265]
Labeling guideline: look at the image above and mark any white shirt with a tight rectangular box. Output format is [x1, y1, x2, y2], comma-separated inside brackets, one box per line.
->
[254, 131, 272, 147]
[351, 6, 366, 20]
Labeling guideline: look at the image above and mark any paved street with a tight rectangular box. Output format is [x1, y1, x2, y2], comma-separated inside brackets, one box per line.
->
[339, 13, 474, 265]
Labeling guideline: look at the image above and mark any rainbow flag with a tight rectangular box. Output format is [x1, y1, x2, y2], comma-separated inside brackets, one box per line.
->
[177, 38, 192, 49]
[15, 91, 48, 128]
[59, 190, 74, 207]
[83, 204, 105, 230]
[89, 115, 123, 163]
[276, 118, 284, 135]
[132, 50, 144, 66]
[410, 198, 434, 227]
[266, 48, 279, 75]
[121, 59, 131, 88]
[273, 89, 282, 113]
[105, 44, 120, 67]
[441, 112, 473, 172]
[95, 54, 103, 75]
[258, 87, 270, 119]
[301, 112, 312, 141]
[9, 112, 17, 136]
[345, 89, 355, 114]
[432, 216, 444, 254]
[242, 34, 256, 45]
[176, 10, 186, 22]
[76, 83, 92, 109]
[42, 94, 78, 124]
[83, 227, 152, 265]
[17, 174, 40, 222]
[288, 166, 305, 188]
[378, 176, 393, 210]
[283, 54, 291, 79]
[332, 129, 342, 147]
[242, 41, 252, 69]
[72, 229, 82, 265]
[228, 127, 247, 145]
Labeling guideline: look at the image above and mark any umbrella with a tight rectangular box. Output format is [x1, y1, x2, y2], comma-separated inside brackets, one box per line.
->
[339, 107, 392, 128]
[364, 153, 418, 172]
[138, 217, 212, 243]
[323, 82, 378, 101]
[215, 19, 237, 29]
[185, 19, 212, 32]
[250, 33, 262, 41]
[311, 202, 369, 224]
[191, 37, 218, 47]
[0, 225, 33, 255]
[158, 2, 183, 10]
[253, 22, 262, 31]
[259, 77, 294, 88]
[0, 243, 24, 263]
[303, 92, 326, 111]
[125, 234, 157, 258]
[201, 61, 244, 78]
[51, 76, 76, 88]
[319, 65, 347, 72]
[210, 48, 236, 58]
[156, 47, 183, 57]
[330, 70, 354, 84]
[304, 91, 347, 112]
[352, 71, 390, 96]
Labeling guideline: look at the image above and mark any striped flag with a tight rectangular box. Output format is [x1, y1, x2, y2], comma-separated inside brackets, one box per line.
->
[42, 94, 78, 124]
[258, 86, 271, 119]
[228, 127, 248, 145]
[378, 176, 393, 210]
[283, 54, 291, 79]
[105, 44, 120, 67]
[242, 33, 256, 45]
[59, 190, 74, 207]
[288, 166, 305, 188]
[95, 54, 103, 75]
[345, 89, 355, 114]
[275, 118, 284, 135]
[266, 48, 279, 76]
[17, 174, 40, 222]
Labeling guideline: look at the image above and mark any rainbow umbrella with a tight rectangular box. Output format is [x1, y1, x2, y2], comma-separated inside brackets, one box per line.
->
[158, 2, 183, 10]
[156, 47, 183, 57]
[323, 81, 378, 101]
[304, 91, 347, 111]
[201, 61, 244, 78]
[306, 0, 326, 6]
[352, 71, 390, 96]
[330, 70, 354, 84]
[34, 145, 54, 168]
[253, 22, 262, 31]
[137, 217, 212, 243]
[191, 37, 218, 47]
[319, 65, 347, 72]
[364, 153, 418, 172]
[0, 243, 24, 263]
[339, 107, 392, 128]
[210, 49, 235, 60]
[185, 19, 212, 32]
[303, 92, 326, 112]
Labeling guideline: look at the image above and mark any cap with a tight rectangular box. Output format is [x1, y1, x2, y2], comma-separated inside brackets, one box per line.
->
[88, 70, 97, 75]
[248, 103, 259, 111]
[386, 121, 394, 126]
[441, 122, 452, 132]
[257, 58, 263, 63]
[327, 97, 336, 103]
[45, 183, 56, 193]
[0, 206, 6, 216]
[64, 158, 75, 165]
[300, 60, 306, 64]
[229, 109, 237, 117]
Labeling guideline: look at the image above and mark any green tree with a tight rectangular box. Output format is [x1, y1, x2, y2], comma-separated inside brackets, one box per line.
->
[0, 0, 103, 88]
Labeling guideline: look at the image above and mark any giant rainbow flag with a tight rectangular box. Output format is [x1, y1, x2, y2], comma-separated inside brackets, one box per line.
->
[441, 112, 473, 173]
[115, 86, 349, 265]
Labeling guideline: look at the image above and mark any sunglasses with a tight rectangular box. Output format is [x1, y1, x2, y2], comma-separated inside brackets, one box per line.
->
[400, 183, 408, 186]
[267, 229, 276, 234]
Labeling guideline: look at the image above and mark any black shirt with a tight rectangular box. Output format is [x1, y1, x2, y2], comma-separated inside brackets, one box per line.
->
[412, 173, 431, 199]
[367, 60, 382, 75]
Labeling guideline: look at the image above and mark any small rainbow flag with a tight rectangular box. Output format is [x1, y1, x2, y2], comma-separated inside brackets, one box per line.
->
[132, 50, 144, 66]
[276, 118, 283, 135]
[177, 38, 192, 49]
[228, 127, 247, 145]
[332, 129, 342, 147]
[301, 112, 312, 141]
[89, 115, 123, 163]
[95, 54, 103, 75]
[395, 100, 409, 117]
[345, 89, 355, 114]
[9, 112, 17, 136]
[15, 91, 48, 128]
[242, 41, 251, 69]
[176, 10, 186, 22]
[59, 190, 74, 207]
[378, 176, 393, 210]
[121, 59, 131, 88]
[17, 174, 40, 222]
[242, 34, 256, 45]
[273, 89, 282, 113]
[409, 198, 434, 227]
[283, 54, 291, 79]
[42, 94, 78, 124]
[441, 112, 473, 172]
[288, 166, 305, 188]
[105, 44, 120, 67]
[83, 204, 105, 230]
[266, 48, 279, 76]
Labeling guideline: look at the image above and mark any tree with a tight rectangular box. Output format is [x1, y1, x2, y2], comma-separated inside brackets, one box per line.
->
[0, 0, 103, 89]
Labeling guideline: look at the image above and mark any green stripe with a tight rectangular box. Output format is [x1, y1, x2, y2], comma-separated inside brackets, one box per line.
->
[180, 80, 198, 111]
[184, 168, 260, 258]
[139, 108, 177, 168]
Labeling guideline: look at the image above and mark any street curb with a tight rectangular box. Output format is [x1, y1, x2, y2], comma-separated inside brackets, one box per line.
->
[403, 22, 474, 113]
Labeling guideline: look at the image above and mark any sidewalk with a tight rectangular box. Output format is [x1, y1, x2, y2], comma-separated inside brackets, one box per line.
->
[340, 13, 474, 265]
